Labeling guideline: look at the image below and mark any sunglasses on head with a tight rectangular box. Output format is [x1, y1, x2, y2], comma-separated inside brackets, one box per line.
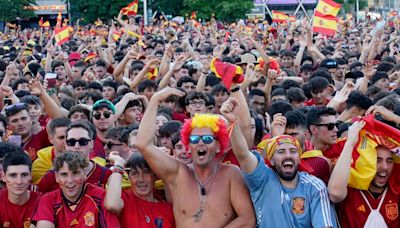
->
[189, 135, 215, 144]
[5, 103, 26, 111]
[66, 138, 91, 146]
[93, 111, 112, 120]
[315, 122, 340, 131]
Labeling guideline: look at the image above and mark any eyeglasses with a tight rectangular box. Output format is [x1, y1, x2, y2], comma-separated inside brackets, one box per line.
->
[315, 123, 340, 131]
[189, 135, 215, 144]
[189, 100, 206, 106]
[66, 138, 91, 146]
[93, 111, 112, 120]
[104, 142, 124, 150]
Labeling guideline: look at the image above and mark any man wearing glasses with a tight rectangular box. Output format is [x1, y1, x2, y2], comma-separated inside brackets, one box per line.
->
[306, 107, 346, 166]
[91, 99, 117, 159]
[37, 121, 111, 193]
[136, 87, 255, 227]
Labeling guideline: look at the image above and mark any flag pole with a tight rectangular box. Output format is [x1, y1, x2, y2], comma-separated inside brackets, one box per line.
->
[144, 0, 148, 25]
[356, 0, 359, 24]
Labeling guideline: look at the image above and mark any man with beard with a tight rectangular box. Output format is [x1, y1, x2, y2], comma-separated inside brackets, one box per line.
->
[221, 97, 337, 227]
[136, 87, 255, 227]
[328, 121, 400, 227]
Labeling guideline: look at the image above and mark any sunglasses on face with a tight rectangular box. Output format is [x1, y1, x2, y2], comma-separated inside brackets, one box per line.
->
[66, 138, 91, 146]
[93, 111, 112, 120]
[104, 142, 124, 150]
[315, 122, 340, 131]
[189, 135, 215, 144]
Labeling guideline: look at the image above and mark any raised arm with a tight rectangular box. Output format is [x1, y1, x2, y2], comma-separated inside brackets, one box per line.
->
[328, 121, 365, 203]
[220, 97, 258, 173]
[104, 152, 125, 214]
[136, 87, 185, 183]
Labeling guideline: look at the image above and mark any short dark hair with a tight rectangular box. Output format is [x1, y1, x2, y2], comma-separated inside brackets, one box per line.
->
[48, 118, 71, 135]
[54, 151, 89, 172]
[20, 95, 41, 106]
[185, 92, 208, 105]
[211, 84, 229, 96]
[248, 89, 265, 100]
[126, 153, 151, 172]
[51, 60, 64, 72]
[88, 82, 103, 91]
[376, 61, 394, 72]
[306, 107, 337, 128]
[72, 80, 88, 89]
[3, 152, 32, 173]
[267, 100, 293, 117]
[5, 103, 29, 117]
[138, 79, 157, 93]
[346, 91, 373, 111]
[285, 110, 307, 129]
[0, 114, 7, 128]
[68, 105, 91, 120]
[102, 80, 118, 92]
[12, 78, 29, 91]
[177, 76, 196, 88]
[308, 77, 330, 94]
[105, 126, 126, 142]
[159, 121, 182, 138]
[66, 120, 95, 140]
[205, 74, 221, 88]
[287, 87, 307, 103]
[0, 142, 23, 161]
[79, 91, 103, 104]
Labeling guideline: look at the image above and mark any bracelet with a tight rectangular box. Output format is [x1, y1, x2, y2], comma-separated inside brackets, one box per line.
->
[230, 86, 240, 93]
[111, 165, 124, 175]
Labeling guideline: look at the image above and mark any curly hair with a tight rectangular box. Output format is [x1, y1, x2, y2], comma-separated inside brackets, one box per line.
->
[180, 114, 229, 158]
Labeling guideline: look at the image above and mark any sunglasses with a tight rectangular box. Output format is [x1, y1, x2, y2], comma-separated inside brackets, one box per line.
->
[315, 122, 340, 131]
[93, 111, 112, 120]
[104, 142, 124, 150]
[189, 135, 215, 144]
[66, 138, 91, 146]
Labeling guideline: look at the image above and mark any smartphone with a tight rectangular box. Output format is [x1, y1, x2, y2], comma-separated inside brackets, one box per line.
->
[4, 97, 12, 106]
[45, 72, 57, 88]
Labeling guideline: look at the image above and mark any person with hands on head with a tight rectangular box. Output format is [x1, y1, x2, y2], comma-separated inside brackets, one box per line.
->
[366, 105, 400, 128]
[221, 97, 337, 228]
[104, 152, 175, 227]
[328, 121, 400, 227]
[136, 87, 255, 227]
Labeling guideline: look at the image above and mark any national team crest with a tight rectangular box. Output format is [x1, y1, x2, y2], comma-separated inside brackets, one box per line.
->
[292, 197, 305, 215]
[84, 211, 95, 226]
[385, 203, 399, 220]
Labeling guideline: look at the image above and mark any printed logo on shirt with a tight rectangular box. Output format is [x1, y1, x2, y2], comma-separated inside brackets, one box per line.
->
[385, 203, 399, 220]
[2, 221, 9, 227]
[357, 204, 366, 213]
[84, 211, 95, 226]
[292, 197, 305, 215]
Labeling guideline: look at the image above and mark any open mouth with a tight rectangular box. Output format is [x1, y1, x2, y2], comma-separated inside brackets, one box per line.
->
[282, 160, 294, 169]
[198, 149, 206, 157]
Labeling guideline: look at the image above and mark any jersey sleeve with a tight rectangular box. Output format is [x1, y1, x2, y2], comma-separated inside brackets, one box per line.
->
[242, 151, 272, 192]
[32, 193, 56, 224]
[309, 178, 337, 228]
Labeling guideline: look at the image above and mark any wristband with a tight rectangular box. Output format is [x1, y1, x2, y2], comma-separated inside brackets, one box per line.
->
[230, 86, 240, 93]
[111, 165, 124, 175]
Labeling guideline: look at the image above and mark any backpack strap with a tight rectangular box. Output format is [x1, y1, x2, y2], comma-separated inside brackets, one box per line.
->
[360, 187, 388, 211]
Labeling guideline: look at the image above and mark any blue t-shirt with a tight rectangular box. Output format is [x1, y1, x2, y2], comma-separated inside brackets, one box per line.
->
[243, 152, 337, 228]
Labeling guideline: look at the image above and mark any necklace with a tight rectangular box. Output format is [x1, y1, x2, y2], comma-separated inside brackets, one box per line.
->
[191, 165, 218, 222]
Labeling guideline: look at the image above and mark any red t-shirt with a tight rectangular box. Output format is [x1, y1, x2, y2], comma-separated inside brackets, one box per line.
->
[119, 190, 175, 228]
[221, 148, 240, 166]
[32, 184, 120, 228]
[37, 162, 111, 193]
[0, 190, 41, 228]
[304, 139, 346, 165]
[90, 136, 106, 159]
[337, 187, 400, 227]
[23, 128, 52, 161]
[302, 156, 331, 185]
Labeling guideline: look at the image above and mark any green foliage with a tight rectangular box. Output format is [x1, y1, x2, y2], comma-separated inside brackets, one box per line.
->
[69, 0, 134, 23]
[0, 0, 36, 22]
[149, 0, 184, 16]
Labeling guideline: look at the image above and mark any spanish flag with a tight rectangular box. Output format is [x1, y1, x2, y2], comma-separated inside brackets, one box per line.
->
[316, 0, 341, 17]
[288, 16, 296, 22]
[272, 10, 288, 23]
[112, 30, 122, 41]
[313, 11, 338, 36]
[121, 0, 139, 16]
[54, 26, 70, 45]
[349, 115, 400, 194]
[146, 67, 158, 80]
[209, 58, 244, 89]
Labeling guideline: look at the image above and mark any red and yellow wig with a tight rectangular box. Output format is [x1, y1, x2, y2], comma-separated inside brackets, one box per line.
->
[180, 114, 229, 157]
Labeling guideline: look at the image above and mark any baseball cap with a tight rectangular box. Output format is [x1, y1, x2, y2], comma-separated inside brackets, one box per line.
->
[92, 99, 115, 113]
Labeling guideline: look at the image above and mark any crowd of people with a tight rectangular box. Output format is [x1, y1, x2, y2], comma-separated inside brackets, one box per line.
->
[0, 9, 399, 228]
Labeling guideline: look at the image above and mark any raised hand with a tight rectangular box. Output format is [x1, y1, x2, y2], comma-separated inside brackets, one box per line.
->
[270, 113, 287, 137]
[28, 78, 45, 96]
[153, 87, 185, 102]
[220, 97, 239, 123]
[346, 121, 366, 146]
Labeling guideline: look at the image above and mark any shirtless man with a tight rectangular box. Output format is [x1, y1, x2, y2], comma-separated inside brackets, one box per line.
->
[136, 87, 255, 227]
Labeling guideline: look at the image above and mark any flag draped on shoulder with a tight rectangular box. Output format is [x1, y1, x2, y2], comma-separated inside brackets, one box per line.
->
[54, 26, 70, 45]
[348, 114, 400, 194]
[313, 11, 338, 36]
[272, 10, 288, 23]
[316, 0, 341, 17]
[121, 0, 139, 16]
[209, 58, 244, 89]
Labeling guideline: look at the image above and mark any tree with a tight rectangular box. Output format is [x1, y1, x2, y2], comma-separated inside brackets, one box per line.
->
[69, 0, 134, 23]
[184, 0, 253, 22]
[149, 0, 184, 16]
[0, 0, 36, 22]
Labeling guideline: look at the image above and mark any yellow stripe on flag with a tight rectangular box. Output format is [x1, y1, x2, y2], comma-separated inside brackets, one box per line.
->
[313, 12, 337, 36]
[54, 26, 70, 45]
[316, 0, 341, 17]
[272, 10, 288, 23]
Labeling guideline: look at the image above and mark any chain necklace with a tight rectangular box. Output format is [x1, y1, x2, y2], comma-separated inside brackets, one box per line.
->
[191, 164, 218, 222]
